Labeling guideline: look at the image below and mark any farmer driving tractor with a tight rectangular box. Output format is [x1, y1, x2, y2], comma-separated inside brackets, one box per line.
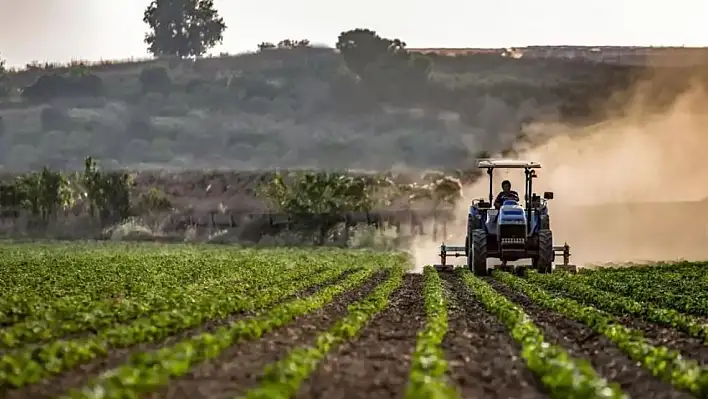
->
[494, 180, 520, 209]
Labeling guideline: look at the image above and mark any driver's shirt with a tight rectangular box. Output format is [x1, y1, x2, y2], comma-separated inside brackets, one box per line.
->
[494, 190, 519, 208]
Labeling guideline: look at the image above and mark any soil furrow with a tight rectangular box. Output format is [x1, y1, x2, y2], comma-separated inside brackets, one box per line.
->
[149, 269, 389, 399]
[487, 276, 693, 399]
[1, 269, 357, 399]
[294, 274, 425, 399]
[441, 273, 547, 399]
[545, 286, 708, 366]
[614, 314, 708, 366]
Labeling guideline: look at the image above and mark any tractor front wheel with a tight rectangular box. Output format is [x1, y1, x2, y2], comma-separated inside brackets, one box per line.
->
[468, 229, 487, 276]
[534, 229, 554, 273]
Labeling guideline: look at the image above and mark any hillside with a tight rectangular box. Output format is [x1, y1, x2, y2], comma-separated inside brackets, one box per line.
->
[1, 43, 708, 252]
[2, 45, 680, 173]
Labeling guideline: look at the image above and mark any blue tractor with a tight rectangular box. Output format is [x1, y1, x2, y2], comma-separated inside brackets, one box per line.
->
[434, 159, 575, 275]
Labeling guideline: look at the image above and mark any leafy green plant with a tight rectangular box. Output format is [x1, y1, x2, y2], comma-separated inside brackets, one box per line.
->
[2, 248, 389, 389]
[406, 266, 458, 398]
[460, 269, 626, 399]
[495, 271, 708, 396]
[245, 266, 404, 399]
[64, 266, 392, 398]
[526, 270, 708, 342]
[575, 265, 708, 317]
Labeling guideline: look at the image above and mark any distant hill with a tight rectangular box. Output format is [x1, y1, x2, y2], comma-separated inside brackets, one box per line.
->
[409, 46, 708, 66]
[0, 44, 705, 173]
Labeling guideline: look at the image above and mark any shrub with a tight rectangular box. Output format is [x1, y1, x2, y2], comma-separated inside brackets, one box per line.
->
[39, 106, 71, 132]
[139, 66, 172, 94]
[22, 73, 104, 103]
[0, 55, 8, 98]
[135, 188, 172, 213]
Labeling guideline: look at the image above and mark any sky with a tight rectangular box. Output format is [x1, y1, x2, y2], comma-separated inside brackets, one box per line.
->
[1, 0, 707, 67]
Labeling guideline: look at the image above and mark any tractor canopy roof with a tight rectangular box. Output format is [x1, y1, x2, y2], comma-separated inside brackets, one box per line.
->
[476, 159, 541, 169]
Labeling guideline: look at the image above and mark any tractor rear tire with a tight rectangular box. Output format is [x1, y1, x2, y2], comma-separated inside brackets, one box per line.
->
[534, 229, 553, 273]
[468, 229, 487, 276]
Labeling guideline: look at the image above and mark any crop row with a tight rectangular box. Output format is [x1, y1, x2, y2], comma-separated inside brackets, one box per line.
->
[526, 271, 708, 342]
[0, 248, 275, 326]
[66, 266, 396, 398]
[0, 260, 370, 387]
[1, 265, 334, 350]
[495, 271, 708, 397]
[574, 263, 708, 316]
[405, 266, 457, 399]
[244, 266, 405, 399]
[3, 244, 707, 399]
[461, 269, 625, 398]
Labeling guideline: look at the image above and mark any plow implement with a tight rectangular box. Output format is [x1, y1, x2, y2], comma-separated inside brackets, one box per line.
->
[433, 242, 577, 273]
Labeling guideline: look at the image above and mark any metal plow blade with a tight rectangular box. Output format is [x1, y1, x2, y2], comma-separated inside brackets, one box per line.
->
[432, 264, 454, 272]
[553, 243, 577, 273]
[434, 244, 466, 273]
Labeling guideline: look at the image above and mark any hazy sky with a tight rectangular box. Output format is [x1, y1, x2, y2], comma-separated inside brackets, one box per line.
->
[1, 0, 707, 67]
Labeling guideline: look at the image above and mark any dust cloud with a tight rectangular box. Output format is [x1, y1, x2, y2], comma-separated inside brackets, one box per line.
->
[406, 72, 708, 271]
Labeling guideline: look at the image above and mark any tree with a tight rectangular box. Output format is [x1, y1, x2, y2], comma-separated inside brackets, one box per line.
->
[336, 29, 407, 78]
[277, 39, 310, 49]
[335, 29, 431, 87]
[257, 42, 276, 51]
[143, 0, 227, 58]
[258, 171, 377, 244]
[82, 157, 132, 225]
[0, 53, 9, 98]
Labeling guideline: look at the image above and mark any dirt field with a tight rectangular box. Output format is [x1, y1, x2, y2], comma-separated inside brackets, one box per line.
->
[1, 243, 707, 398]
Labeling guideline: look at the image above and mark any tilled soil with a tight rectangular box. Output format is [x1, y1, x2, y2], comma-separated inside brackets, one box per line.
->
[539, 285, 708, 366]
[441, 273, 547, 399]
[486, 277, 694, 399]
[615, 314, 708, 366]
[150, 269, 390, 399]
[1, 269, 359, 399]
[295, 274, 425, 399]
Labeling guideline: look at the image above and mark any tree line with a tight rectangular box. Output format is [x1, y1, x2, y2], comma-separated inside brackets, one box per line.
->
[0, 157, 169, 228]
[0, 159, 469, 230]
[140, 1, 433, 86]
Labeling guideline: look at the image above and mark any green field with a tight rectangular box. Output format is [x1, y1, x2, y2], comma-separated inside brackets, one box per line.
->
[1, 242, 707, 398]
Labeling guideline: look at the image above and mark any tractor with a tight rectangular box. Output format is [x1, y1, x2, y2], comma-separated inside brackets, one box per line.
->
[434, 159, 576, 275]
